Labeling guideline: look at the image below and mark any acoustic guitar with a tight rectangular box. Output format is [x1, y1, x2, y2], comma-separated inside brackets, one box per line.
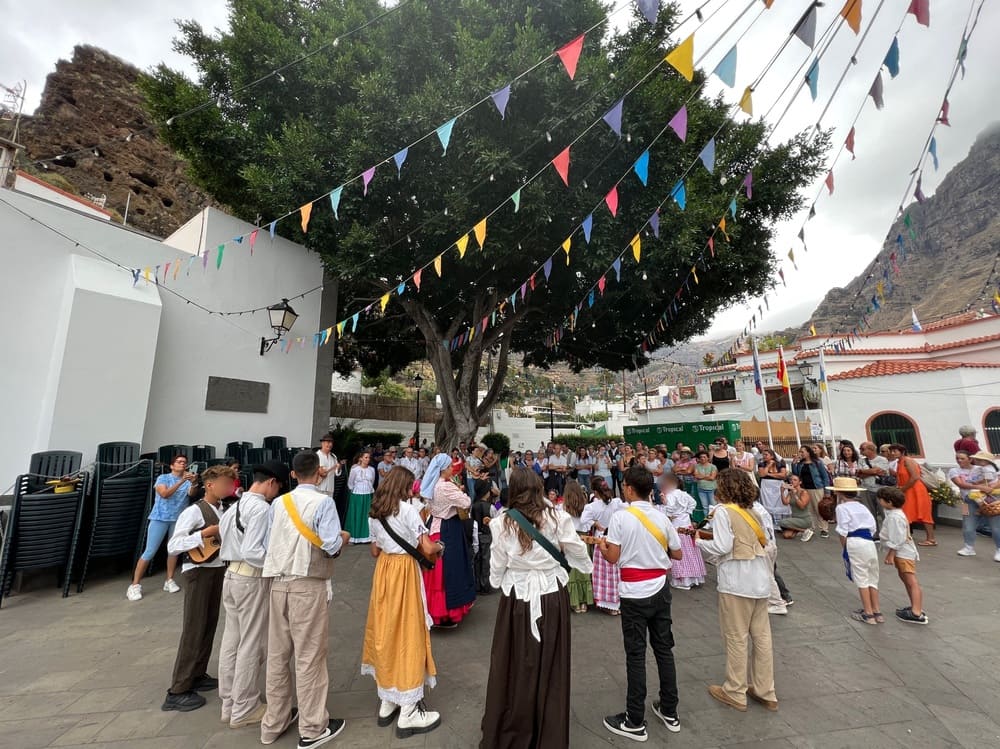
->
[187, 534, 221, 564]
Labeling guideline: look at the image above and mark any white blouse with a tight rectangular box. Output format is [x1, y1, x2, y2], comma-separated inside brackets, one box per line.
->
[489, 507, 593, 642]
[659, 488, 697, 528]
[370, 501, 427, 555]
[348, 465, 376, 495]
[579, 496, 624, 536]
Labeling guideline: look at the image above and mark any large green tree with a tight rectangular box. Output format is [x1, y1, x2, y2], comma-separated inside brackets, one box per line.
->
[142, 0, 827, 446]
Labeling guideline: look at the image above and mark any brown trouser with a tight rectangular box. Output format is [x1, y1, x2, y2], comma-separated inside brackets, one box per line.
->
[169, 565, 225, 694]
[261, 577, 330, 742]
[718, 593, 777, 705]
[218, 570, 271, 721]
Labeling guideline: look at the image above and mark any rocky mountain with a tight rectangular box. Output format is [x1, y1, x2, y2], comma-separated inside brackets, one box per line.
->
[806, 123, 1000, 334]
[6, 45, 215, 236]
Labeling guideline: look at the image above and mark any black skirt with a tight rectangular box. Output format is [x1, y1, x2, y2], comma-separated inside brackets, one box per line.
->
[480, 586, 571, 749]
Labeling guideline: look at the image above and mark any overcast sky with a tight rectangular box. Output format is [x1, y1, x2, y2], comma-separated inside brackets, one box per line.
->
[2, 0, 997, 342]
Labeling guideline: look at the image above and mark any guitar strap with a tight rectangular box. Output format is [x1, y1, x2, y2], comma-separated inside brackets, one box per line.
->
[625, 506, 670, 551]
[281, 493, 325, 550]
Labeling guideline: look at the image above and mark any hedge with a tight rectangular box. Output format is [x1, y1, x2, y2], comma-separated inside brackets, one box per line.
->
[481, 432, 511, 457]
[552, 434, 624, 452]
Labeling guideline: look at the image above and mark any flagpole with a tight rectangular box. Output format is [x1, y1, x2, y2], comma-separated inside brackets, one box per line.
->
[780, 346, 802, 449]
[819, 347, 836, 456]
[752, 337, 774, 448]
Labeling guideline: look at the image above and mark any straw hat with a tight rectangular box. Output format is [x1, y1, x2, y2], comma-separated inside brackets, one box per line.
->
[826, 476, 864, 493]
[969, 451, 998, 470]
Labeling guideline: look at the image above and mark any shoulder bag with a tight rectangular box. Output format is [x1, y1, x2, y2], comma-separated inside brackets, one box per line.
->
[378, 515, 438, 570]
[506, 508, 570, 573]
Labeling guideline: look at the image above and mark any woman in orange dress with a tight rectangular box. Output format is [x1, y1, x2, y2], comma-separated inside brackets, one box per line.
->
[889, 444, 936, 546]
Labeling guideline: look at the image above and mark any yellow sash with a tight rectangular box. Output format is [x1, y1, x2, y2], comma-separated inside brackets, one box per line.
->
[625, 506, 670, 551]
[726, 505, 767, 547]
[282, 493, 324, 550]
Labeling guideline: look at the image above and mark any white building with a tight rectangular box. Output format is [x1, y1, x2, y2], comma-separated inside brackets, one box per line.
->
[0, 183, 331, 489]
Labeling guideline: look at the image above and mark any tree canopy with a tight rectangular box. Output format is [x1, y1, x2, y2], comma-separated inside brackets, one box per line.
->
[142, 0, 828, 445]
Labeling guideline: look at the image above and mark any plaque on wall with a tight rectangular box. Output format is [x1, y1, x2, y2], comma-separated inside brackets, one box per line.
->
[205, 376, 270, 413]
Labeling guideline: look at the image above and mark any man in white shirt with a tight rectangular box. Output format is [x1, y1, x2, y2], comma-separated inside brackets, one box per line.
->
[417, 447, 430, 478]
[598, 466, 683, 743]
[377, 448, 396, 485]
[162, 465, 238, 713]
[398, 446, 422, 479]
[545, 445, 569, 495]
[315, 432, 342, 498]
[857, 441, 889, 532]
[217, 460, 289, 728]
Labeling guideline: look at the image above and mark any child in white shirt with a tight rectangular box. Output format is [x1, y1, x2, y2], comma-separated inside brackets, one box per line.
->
[878, 487, 927, 625]
[658, 475, 706, 589]
[834, 483, 881, 625]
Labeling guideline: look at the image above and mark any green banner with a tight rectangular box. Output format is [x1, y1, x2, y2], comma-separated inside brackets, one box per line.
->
[579, 425, 607, 438]
[624, 420, 742, 450]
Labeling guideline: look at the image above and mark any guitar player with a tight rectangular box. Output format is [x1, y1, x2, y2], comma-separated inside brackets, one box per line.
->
[162, 464, 237, 712]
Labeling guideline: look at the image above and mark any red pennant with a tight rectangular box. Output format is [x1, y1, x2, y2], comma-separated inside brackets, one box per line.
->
[825, 171, 835, 195]
[556, 35, 585, 80]
[598, 276, 606, 295]
[937, 98, 950, 126]
[413, 269, 422, 291]
[249, 229, 258, 255]
[708, 237, 715, 257]
[605, 186, 619, 217]
[530, 273, 536, 291]
[907, 0, 929, 26]
[845, 127, 856, 160]
[552, 146, 570, 186]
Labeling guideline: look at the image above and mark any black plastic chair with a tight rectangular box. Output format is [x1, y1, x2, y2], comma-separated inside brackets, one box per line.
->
[191, 445, 216, 462]
[27, 451, 82, 493]
[226, 442, 252, 465]
[157, 445, 193, 465]
[97, 442, 140, 467]
[0, 473, 89, 607]
[247, 448, 272, 464]
[262, 436, 288, 454]
[207, 458, 227, 467]
[76, 460, 154, 593]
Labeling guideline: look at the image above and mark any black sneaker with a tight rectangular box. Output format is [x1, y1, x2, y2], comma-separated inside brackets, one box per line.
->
[651, 701, 680, 733]
[819, 530, 830, 539]
[298, 718, 346, 748]
[603, 712, 648, 742]
[896, 608, 929, 625]
[192, 674, 219, 692]
[161, 690, 206, 712]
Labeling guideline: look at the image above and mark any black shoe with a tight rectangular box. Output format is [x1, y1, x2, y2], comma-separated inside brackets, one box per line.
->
[434, 620, 458, 630]
[298, 718, 346, 748]
[603, 712, 648, 742]
[896, 608, 929, 625]
[162, 690, 206, 712]
[651, 701, 680, 733]
[192, 674, 219, 692]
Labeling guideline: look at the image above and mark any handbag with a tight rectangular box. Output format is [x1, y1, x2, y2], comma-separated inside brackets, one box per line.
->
[379, 515, 438, 570]
[506, 508, 570, 572]
[864, 457, 897, 486]
[818, 494, 837, 522]
[979, 497, 1000, 517]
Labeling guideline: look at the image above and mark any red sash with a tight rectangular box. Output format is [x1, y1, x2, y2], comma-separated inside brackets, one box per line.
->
[620, 567, 667, 582]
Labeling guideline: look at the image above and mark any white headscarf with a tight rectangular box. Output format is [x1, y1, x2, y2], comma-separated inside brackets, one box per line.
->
[420, 453, 453, 500]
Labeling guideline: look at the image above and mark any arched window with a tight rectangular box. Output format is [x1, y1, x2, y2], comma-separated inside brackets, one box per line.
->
[867, 412, 922, 456]
[984, 409, 1000, 454]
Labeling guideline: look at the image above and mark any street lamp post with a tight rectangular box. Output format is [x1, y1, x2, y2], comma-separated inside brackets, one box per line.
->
[549, 386, 556, 442]
[413, 373, 424, 447]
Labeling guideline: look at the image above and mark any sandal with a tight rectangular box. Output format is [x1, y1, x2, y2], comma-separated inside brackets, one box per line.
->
[608, 609, 621, 616]
[917, 540, 938, 547]
[850, 610, 877, 625]
[873, 612, 885, 624]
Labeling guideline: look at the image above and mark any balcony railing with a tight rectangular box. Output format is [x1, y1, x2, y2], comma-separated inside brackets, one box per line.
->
[331, 392, 442, 423]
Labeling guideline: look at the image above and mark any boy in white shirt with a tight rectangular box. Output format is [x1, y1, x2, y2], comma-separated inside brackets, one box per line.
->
[879, 487, 927, 625]
[832, 477, 881, 625]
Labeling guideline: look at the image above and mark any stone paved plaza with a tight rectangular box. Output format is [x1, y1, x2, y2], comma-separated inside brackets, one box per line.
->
[1, 525, 999, 749]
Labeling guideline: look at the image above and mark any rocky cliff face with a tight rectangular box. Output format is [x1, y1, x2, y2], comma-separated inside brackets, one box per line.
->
[10, 45, 215, 236]
[806, 123, 1000, 334]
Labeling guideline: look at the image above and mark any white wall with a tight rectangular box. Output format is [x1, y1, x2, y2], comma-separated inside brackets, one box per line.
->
[14, 172, 111, 220]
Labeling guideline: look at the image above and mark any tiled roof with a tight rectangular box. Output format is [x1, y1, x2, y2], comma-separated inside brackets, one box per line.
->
[795, 330, 1000, 359]
[829, 360, 1000, 381]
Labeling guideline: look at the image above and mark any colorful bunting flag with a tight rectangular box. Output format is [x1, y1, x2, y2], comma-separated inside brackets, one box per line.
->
[649, 209, 660, 238]
[543, 257, 553, 280]
[299, 202, 313, 233]
[699, 138, 716, 173]
[719, 216, 730, 240]
[714, 46, 737, 87]
[665, 34, 695, 82]
[637, 0, 660, 24]
[938, 98, 950, 126]
[562, 237, 572, 265]
[908, 0, 929, 26]
[598, 275, 607, 294]
[473, 218, 487, 249]
[587, 289, 595, 308]
[788, 248, 798, 269]
[556, 35, 585, 80]
[825, 171, 834, 195]
[692, 265, 699, 284]
[631, 235, 642, 262]
[352, 312, 359, 332]
[379, 293, 390, 313]
[552, 146, 571, 186]
[914, 174, 926, 203]
[743, 171, 753, 199]
[739, 86, 753, 115]
[671, 180, 686, 210]
[884, 36, 900, 78]
[393, 148, 408, 176]
[491, 84, 511, 118]
[634, 150, 650, 186]
[612, 257, 622, 281]
[602, 99, 624, 137]
[605, 186, 619, 217]
[841, 0, 862, 34]
[729, 198, 738, 217]
[456, 234, 469, 258]
[794, 2, 820, 48]
[362, 166, 376, 195]
[249, 229, 258, 254]
[779, 268, 786, 286]
[582, 214, 594, 243]
[413, 269, 422, 290]
[869, 72, 884, 109]
[805, 58, 819, 100]
[216, 244, 225, 269]
[846, 127, 856, 159]
[929, 137, 939, 170]
[269, 221, 276, 239]
[668, 106, 687, 141]
[329, 187, 342, 219]
[434, 254, 443, 277]
[511, 189, 521, 213]
[436, 117, 457, 155]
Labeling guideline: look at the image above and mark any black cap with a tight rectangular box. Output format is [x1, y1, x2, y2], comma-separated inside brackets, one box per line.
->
[319, 432, 335, 442]
[254, 460, 290, 491]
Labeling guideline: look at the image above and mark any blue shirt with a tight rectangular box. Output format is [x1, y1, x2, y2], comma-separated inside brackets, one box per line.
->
[149, 473, 191, 522]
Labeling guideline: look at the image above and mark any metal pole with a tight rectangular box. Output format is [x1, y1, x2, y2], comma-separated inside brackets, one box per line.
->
[753, 337, 775, 448]
[415, 388, 421, 446]
[550, 400, 555, 442]
[780, 346, 802, 450]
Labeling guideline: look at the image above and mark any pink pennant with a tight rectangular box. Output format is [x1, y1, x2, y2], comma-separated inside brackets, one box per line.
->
[668, 106, 688, 142]
[413, 269, 422, 291]
[825, 171, 834, 195]
[552, 146, 570, 186]
[362, 165, 376, 195]
[604, 186, 619, 217]
[249, 229, 258, 255]
[530, 273, 536, 291]
[556, 34, 585, 80]
[908, 0, 929, 26]
[845, 127, 856, 160]
[598, 276, 607, 295]
[708, 236, 715, 257]
[937, 98, 950, 126]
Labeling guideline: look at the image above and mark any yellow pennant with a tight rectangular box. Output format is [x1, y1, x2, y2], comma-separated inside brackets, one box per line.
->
[665, 34, 695, 82]
[469, 325, 475, 341]
[809, 324, 817, 337]
[739, 86, 753, 115]
[692, 265, 699, 284]
[324, 326, 333, 342]
[434, 254, 443, 277]
[379, 293, 390, 313]
[473, 218, 487, 249]
[300, 202, 313, 233]
[143, 267, 150, 282]
[336, 321, 345, 338]
[631, 235, 641, 262]
[455, 234, 469, 259]
[562, 237, 571, 265]
[719, 216, 730, 240]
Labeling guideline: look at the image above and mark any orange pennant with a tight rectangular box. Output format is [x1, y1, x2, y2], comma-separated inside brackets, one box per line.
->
[434, 255, 443, 277]
[300, 202, 313, 233]
[841, 0, 862, 34]
[473, 219, 487, 249]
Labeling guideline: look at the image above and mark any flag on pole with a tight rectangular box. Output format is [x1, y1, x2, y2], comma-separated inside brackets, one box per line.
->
[818, 348, 828, 392]
[911, 308, 922, 332]
[752, 338, 764, 396]
[776, 346, 791, 393]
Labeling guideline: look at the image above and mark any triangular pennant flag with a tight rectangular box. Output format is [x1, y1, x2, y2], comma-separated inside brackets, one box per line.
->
[708, 236, 715, 256]
[249, 229, 258, 254]
[649, 209, 660, 238]
[520, 282, 527, 300]
[713, 46, 737, 87]
[633, 150, 650, 186]
[602, 99, 624, 137]
[637, 0, 659, 24]
[510, 189, 521, 213]
[336, 321, 346, 338]
[216, 244, 225, 269]
[631, 235, 642, 262]
[665, 34, 695, 82]
[203, 248, 209, 269]
[929, 137, 939, 170]
[914, 175, 926, 203]
[739, 86, 753, 115]
[300, 202, 313, 233]
[131, 268, 141, 286]
[845, 127, 856, 159]
[552, 146, 571, 186]
[379, 293, 390, 313]
[825, 171, 834, 195]
[719, 216, 730, 240]
[153, 265, 160, 284]
[530, 274, 536, 291]
[351, 312, 360, 332]
[491, 84, 511, 118]
[698, 138, 716, 173]
[587, 289, 595, 308]
[233, 236, 243, 245]
[434, 254, 443, 277]
[393, 148, 408, 176]
[329, 186, 342, 219]
[779, 268, 787, 286]
[671, 180, 686, 210]
[692, 266, 699, 284]
[543, 257, 553, 280]
[598, 275, 607, 294]
[436, 117, 457, 155]
[805, 58, 819, 101]
[668, 106, 687, 141]
[562, 237, 572, 265]
[788, 248, 798, 269]
[473, 218, 487, 249]
[269, 221, 276, 239]
[743, 171, 753, 198]
[582, 214, 594, 243]
[362, 166, 376, 195]
[456, 234, 470, 258]
[174, 258, 182, 279]
[163, 261, 171, 281]
[729, 198, 738, 217]
[884, 36, 900, 78]
[510, 293, 517, 311]
[556, 34, 585, 80]
[605, 186, 619, 217]
[908, 0, 929, 26]
[841, 0, 862, 34]
[612, 258, 622, 281]
[808, 205, 816, 220]
[869, 71, 884, 110]
[794, 2, 819, 48]
[413, 270, 422, 291]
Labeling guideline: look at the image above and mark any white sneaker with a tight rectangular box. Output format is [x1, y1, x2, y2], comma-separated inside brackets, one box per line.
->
[994, 549, 1000, 563]
[396, 701, 441, 739]
[126, 584, 143, 601]
[377, 699, 399, 727]
[801, 529, 814, 542]
[768, 605, 788, 615]
[956, 546, 976, 557]
[163, 578, 181, 593]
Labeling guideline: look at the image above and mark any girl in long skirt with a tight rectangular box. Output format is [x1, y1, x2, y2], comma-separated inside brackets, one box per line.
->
[658, 473, 707, 589]
[346, 451, 376, 543]
[481, 468, 593, 749]
[560, 480, 594, 613]
[362, 468, 442, 738]
[420, 453, 476, 627]
[580, 476, 623, 615]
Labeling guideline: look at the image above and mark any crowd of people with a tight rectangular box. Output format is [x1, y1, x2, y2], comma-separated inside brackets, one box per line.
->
[125, 424, 1000, 748]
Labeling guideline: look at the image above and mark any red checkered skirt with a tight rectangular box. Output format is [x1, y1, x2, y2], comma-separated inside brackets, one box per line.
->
[592, 549, 620, 611]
